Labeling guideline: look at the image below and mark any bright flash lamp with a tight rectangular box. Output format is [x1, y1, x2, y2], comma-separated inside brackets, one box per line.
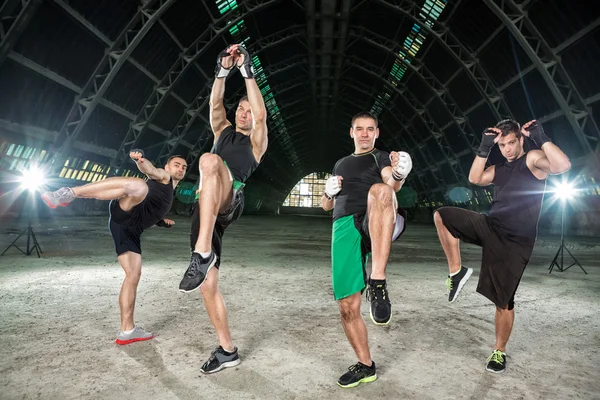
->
[553, 181, 577, 201]
[19, 166, 46, 192]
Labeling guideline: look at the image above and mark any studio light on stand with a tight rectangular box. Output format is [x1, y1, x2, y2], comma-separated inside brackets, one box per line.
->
[1, 165, 46, 258]
[548, 181, 587, 274]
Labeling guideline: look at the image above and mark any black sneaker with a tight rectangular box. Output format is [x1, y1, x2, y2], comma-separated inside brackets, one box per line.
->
[366, 279, 391, 325]
[200, 346, 241, 374]
[486, 349, 507, 373]
[446, 266, 473, 302]
[179, 251, 217, 293]
[337, 361, 377, 388]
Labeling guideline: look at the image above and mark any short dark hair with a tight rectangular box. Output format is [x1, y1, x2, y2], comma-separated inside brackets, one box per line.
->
[238, 95, 249, 106]
[495, 119, 522, 138]
[167, 155, 186, 164]
[351, 111, 378, 127]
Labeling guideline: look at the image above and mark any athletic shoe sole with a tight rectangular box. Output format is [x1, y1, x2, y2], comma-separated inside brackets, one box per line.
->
[41, 194, 70, 209]
[449, 267, 473, 303]
[337, 374, 377, 388]
[200, 358, 241, 374]
[369, 308, 391, 326]
[115, 335, 154, 345]
[485, 366, 505, 374]
[179, 260, 216, 293]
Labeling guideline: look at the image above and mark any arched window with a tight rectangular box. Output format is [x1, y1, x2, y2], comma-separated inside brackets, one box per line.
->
[283, 172, 331, 208]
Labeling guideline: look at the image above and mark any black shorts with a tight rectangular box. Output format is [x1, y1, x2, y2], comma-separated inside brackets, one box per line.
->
[189, 188, 245, 268]
[108, 199, 144, 255]
[435, 206, 534, 309]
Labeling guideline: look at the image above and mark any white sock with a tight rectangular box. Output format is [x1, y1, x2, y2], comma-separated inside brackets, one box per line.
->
[449, 267, 462, 277]
[199, 251, 211, 258]
[122, 327, 135, 334]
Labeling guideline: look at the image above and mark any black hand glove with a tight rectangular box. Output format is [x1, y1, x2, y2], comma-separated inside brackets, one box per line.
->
[215, 49, 233, 78]
[236, 46, 254, 79]
[526, 121, 551, 148]
[477, 129, 498, 158]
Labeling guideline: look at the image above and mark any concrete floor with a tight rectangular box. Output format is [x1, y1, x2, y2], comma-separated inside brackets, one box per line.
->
[0, 214, 599, 400]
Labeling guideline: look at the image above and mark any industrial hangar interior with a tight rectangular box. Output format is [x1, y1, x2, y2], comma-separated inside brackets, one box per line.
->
[0, 0, 599, 398]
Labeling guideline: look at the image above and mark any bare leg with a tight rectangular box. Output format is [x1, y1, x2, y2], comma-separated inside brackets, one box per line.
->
[494, 306, 514, 352]
[339, 293, 372, 366]
[71, 177, 148, 203]
[117, 251, 143, 331]
[367, 184, 396, 280]
[194, 154, 233, 254]
[433, 210, 462, 275]
[200, 268, 234, 351]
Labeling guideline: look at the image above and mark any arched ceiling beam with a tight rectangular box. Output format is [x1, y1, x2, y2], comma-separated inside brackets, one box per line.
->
[483, 0, 600, 165]
[372, 0, 513, 121]
[47, 0, 176, 174]
[458, 15, 600, 131]
[0, 0, 41, 68]
[51, 0, 197, 120]
[5, 52, 195, 151]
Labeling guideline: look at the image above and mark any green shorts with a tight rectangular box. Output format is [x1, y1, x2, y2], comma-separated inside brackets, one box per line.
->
[331, 211, 407, 300]
[331, 214, 370, 300]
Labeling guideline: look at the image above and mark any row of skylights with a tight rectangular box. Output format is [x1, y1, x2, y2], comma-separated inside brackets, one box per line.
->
[371, 0, 448, 116]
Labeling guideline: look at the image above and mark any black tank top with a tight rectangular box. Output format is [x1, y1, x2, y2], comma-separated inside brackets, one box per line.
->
[141, 178, 174, 230]
[211, 126, 259, 183]
[489, 154, 547, 242]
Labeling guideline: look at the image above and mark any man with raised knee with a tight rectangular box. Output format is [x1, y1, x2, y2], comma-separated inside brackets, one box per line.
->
[433, 119, 571, 373]
[178, 43, 268, 374]
[322, 111, 410, 388]
[41, 151, 187, 344]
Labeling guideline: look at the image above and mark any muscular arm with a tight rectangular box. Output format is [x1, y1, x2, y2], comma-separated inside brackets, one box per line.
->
[522, 120, 571, 176]
[136, 158, 170, 183]
[469, 156, 495, 186]
[245, 78, 268, 161]
[529, 145, 571, 175]
[209, 77, 232, 141]
[381, 166, 404, 192]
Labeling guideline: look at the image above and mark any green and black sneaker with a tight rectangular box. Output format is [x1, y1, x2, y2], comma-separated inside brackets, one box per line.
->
[337, 361, 377, 388]
[486, 349, 507, 373]
[446, 266, 473, 302]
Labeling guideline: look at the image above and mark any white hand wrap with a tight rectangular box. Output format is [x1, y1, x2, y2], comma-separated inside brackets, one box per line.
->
[325, 176, 341, 198]
[393, 151, 412, 180]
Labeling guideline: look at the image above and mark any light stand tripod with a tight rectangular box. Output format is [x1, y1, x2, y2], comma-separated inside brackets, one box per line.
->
[548, 200, 586, 274]
[1, 195, 43, 258]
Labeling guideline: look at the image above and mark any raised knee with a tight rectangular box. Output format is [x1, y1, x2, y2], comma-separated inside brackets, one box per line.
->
[125, 179, 148, 198]
[199, 153, 221, 174]
[368, 183, 394, 207]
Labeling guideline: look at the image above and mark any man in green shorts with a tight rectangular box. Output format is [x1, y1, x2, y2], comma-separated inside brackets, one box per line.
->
[322, 111, 411, 388]
[178, 43, 268, 373]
